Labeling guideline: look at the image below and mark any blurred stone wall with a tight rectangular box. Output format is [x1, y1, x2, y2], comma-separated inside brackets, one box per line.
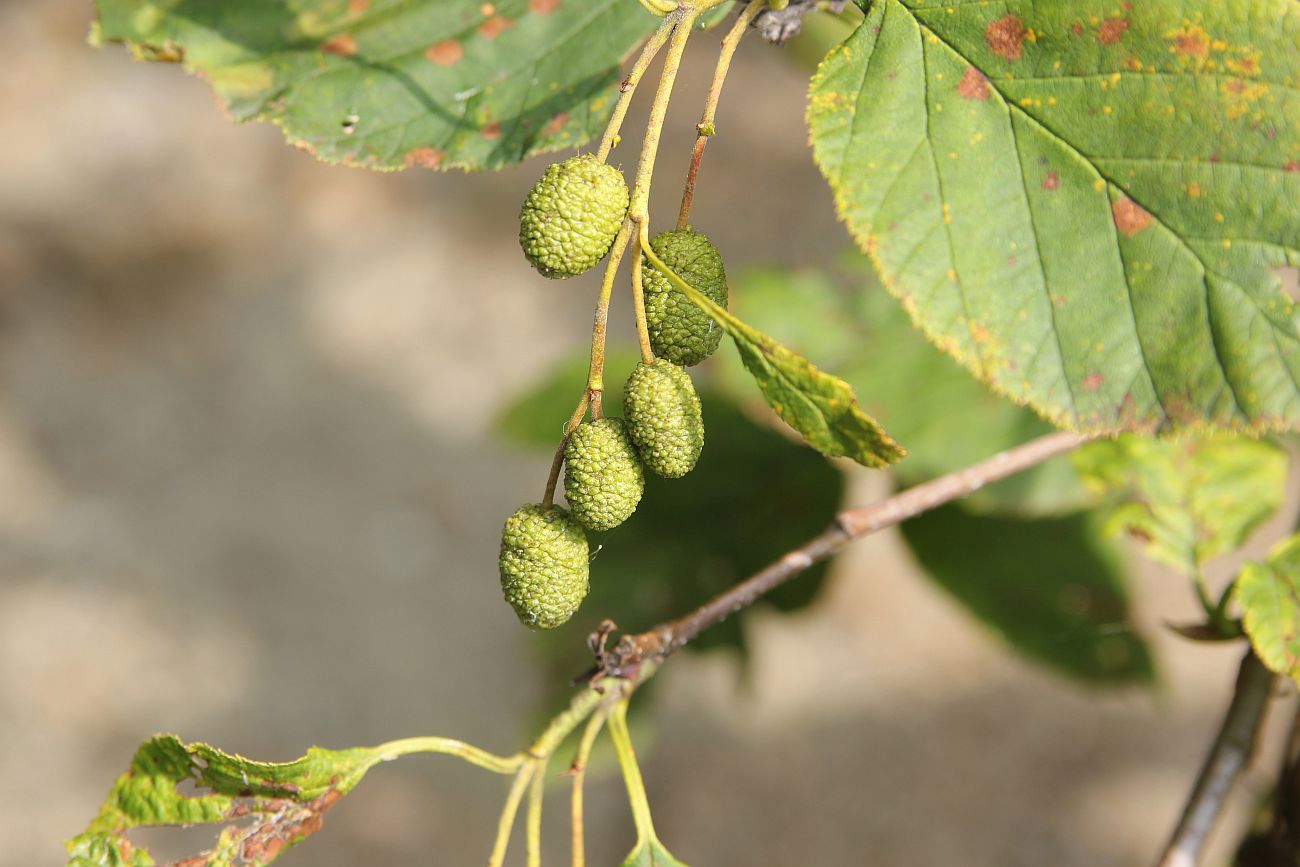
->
[2, 4, 1297, 866]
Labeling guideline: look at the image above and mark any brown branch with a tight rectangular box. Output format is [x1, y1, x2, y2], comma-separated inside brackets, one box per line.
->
[603, 429, 1089, 672]
[1156, 649, 1278, 867]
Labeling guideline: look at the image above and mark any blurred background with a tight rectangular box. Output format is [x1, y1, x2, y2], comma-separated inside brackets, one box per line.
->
[4, 3, 1300, 866]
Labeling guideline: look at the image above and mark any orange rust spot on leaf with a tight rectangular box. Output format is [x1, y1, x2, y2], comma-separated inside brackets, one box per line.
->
[1042, 171, 1060, 191]
[986, 15, 1026, 61]
[1083, 372, 1104, 391]
[541, 112, 569, 137]
[481, 122, 501, 140]
[348, 0, 369, 13]
[426, 39, 463, 66]
[320, 34, 357, 56]
[1098, 18, 1129, 45]
[1285, 161, 1300, 173]
[529, 0, 560, 12]
[956, 67, 990, 100]
[404, 147, 446, 169]
[479, 15, 514, 39]
[1112, 198, 1153, 237]
[1169, 25, 1210, 57]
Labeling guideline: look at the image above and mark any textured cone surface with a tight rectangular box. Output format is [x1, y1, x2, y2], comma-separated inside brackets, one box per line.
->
[624, 360, 704, 478]
[642, 228, 728, 366]
[499, 504, 589, 629]
[564, 418, 644, 531]
[519, 155, 629, 279]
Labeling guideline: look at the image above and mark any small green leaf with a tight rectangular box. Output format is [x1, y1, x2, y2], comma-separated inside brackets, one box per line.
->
[1074, 435, 1288, 575]
[642, 243, 904, 468]
[67, 735, 389, 867]
[901, 504, 1153, 684]
[92, 0, 659, 171]
[1236, 534, 1300, 684]
[621, 838, 690, 867]
[723, 257, 1088, 515]
[810, 0, 1300, 435]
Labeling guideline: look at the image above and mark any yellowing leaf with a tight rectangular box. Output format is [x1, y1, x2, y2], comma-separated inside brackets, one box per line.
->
[1236, 534, 1300, 684]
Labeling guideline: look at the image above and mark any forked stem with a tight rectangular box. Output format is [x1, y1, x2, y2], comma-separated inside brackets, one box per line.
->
[677, 0, 764, 229]
[597, 20, 674, 161]
[629, 8, 699, 222]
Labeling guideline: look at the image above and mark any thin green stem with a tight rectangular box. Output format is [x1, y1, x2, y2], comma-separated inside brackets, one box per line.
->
[543, 394, 592, 507]
[597, 21, 674, 161]
[629, 235, 655, 364]
[585, 220, 636, 400]
[629, 9, 699, 221]
[607, 700, 657, 845]
[374, 736, 524, 775]
[569, 705, 612, 867]
[526, 753, 550, 867]
[677, 0, 763, 229]
[488, 762, 537, 867]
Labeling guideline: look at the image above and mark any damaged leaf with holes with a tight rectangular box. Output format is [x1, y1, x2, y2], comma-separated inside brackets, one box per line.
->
[91, 0, 660, 171]
[810, 0, 1300, 435]
[65, 735, 391, 867]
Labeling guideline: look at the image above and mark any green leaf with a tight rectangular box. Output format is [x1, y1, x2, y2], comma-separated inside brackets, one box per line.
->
[92, 0, 661, 171]
[66, 735, 390, 867]
[901, 504, 1153, 684]
[641, 244, 905, 468]
[621, 838, 690, 867]
[1236, 534, 1300, 684]
[495, 350, 845, 673]
[809, 0, 1300, 435]
[1074, 434, 1288, 575]
[723, 256, 1088, 514]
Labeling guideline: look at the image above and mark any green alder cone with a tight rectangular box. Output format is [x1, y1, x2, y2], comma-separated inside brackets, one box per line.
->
[519, 154, 629, 278]
[564, 417, 645, 531]
[498, 504, 589, 629]
[623, 359, 704, 479]
[642, 228, 728, 366]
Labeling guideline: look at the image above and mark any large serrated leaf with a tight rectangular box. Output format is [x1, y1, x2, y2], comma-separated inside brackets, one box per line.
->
[1236, 534, 1300, 685]
[1074, 434, 1288, 575]
[809, 0, 1300, 435]
[66, 735, 389, 867]
[92, 0, 662, 171]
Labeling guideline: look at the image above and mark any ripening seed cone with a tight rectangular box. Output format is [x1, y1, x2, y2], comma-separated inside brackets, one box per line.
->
[498, 504, 589, 629]
[623, 359, 704, 479]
